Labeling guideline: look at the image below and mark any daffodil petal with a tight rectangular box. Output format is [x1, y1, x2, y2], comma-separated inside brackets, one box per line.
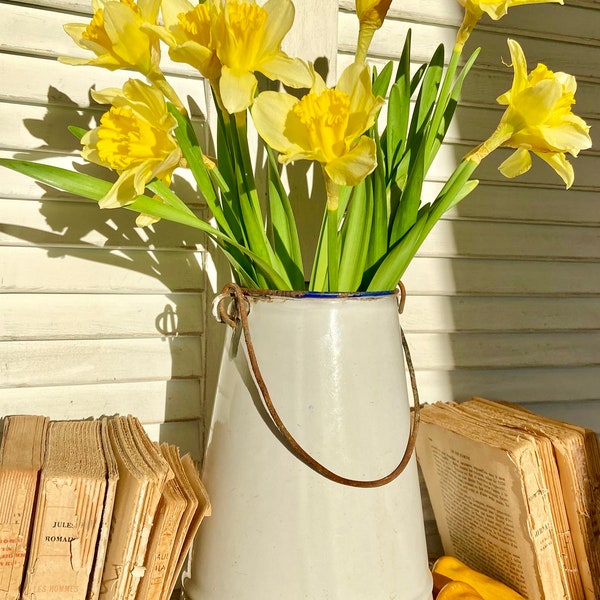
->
[262, 0, 295, 51]
[325, 136, 377, 186]
[159, 0, 194, 26]
[137, 0, 161, 21]
[251, 91, 306, 156]
[536, 151, 574, 188]
[259, 54, 312, 89]
[99, 169, 142, 208]
[538, 120, 592, 156]
[507, 39, 530, 97]
[498, 147, 532, 178]
[513, 78, 563, 125]
[220, 66, 258, 113]
[170, 42, 220, 79]
[136, 212, 160, 227]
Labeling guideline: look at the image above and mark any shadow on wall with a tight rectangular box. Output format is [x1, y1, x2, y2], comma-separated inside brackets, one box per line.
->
[4, 85, 214, 457]
[435, 8, 600, 431]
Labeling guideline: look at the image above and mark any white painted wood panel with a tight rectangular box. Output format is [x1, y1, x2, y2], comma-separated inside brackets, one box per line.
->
[1, 293, 204, 340]
[0, 0, 210, 464]
[1, 337, 203, 387]
[0, 246, 205, 293]
[0, 380, 202, 422]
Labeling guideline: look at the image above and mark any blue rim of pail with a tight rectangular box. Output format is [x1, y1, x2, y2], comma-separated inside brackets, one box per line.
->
[294, 289, 395, 298]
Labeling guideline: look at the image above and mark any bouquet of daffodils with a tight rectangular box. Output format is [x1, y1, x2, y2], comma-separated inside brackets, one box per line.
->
[0, 0, 591, 292]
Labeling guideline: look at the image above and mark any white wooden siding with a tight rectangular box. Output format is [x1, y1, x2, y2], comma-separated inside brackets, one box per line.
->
[0, 0, 209, 459]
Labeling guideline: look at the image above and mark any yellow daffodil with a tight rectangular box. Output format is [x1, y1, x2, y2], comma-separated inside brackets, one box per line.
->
[355, 0, 393, 63]
[455, 0, 563, 49]
[60, 0, 162, 76]
[144, 0, 221, 81]
[81, 79, 183, 214]
[251, 63, 384, 190]
[214, 0, 312, 113]
[466, 39, 591, 188]
[147, 0, 311, 114]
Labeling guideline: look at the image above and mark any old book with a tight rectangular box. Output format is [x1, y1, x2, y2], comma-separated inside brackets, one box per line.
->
[416, 401, 568, 600]
[87, 418, 119, 600]
[135, 444, 188, 600]
[100, 416, 171, 600]
[161, 453, 210, 600]
[461, 398, 600, 600]
[0, 415, 48, 600]
[21, 419, 108, 600]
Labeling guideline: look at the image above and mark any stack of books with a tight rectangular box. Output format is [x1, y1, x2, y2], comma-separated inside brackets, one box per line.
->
[0, 414, 210, 600]
[417, 398, 600, 600]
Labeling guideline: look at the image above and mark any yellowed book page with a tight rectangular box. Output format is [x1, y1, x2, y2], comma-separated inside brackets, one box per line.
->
[417, 405, 567, 600]
[0, 415, 48, 600]
[135, 446, 187, 600]
[157, 448, 199, 600]
[163, 454, 210, 600]
[88, 418, 120, 600]
[122, 417, 172, 600]
[460, 399, 583, 599]
[21, 420, 107, 600]
[471, 398, 600, 599]
[100, 417, 153, 600]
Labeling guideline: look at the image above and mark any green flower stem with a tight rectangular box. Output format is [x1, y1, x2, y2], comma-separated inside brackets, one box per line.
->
[454, 10, 480, 53]
[419, 159, 478, 247]
[325, 173, 340, 291]
[147, 71, 186, 112]
[465, 122, 513, 165]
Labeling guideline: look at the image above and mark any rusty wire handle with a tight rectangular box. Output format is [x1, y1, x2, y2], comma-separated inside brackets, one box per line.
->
[215, 282, 421, 489]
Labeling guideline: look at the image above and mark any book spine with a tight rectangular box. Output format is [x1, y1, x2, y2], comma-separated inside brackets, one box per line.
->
[0, 471, 38, 600]
[21, 476, 105, 600]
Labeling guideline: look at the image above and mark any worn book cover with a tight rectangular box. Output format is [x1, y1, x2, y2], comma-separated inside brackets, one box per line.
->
[21, 420, 107, 600]
[100, 416, 171, 600]
[87, 418, 119, 600]
[463, 398, 600, 600]
[0, 415, 48, 600]
[416, 401, 568, 600]
[135, 444, 187, 600]
[161, 453, 210, 600]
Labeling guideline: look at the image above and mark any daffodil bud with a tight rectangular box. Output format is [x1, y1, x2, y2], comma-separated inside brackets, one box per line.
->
[355, 0, 393, 63]
[356, 0, 393, 30]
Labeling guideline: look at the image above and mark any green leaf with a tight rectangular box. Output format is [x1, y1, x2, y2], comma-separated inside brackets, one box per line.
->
[372, 61, 394, 98]
[382, 31, 411, 182]
[68, 125, 87, 140]
[266, 147, 305, 289]
[417, 159, 479, 249]
[167, 104, 239, 239]
[366, 143, 389, 269]
[425, 47, 481, 169]
[410, 44, 444, 139]
[338, 181, 372, 291]
[0, 158, 112, 201]
[366, 205, 430, 291]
